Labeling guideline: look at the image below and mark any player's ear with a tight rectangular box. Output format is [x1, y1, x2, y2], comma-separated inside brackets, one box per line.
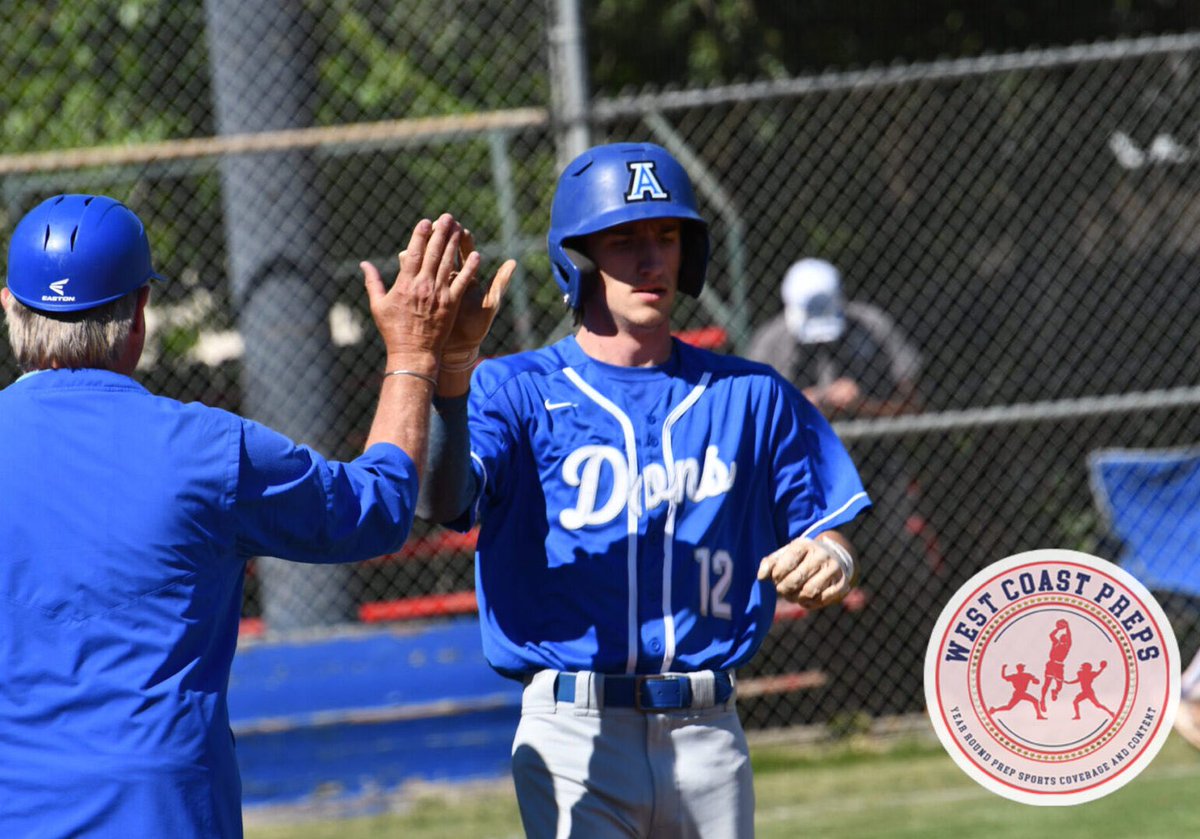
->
[133, 286, 151, 334]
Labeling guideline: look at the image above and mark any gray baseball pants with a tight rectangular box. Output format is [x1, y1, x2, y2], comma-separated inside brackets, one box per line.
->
[511, 670, 755, 838]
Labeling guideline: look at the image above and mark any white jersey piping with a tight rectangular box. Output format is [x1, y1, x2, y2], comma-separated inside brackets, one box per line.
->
[799, 490, 870, 540]
[658, 373, 711, 672]
[563, 367, 641, 674]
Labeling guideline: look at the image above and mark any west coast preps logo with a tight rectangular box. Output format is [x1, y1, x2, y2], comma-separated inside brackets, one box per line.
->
[42, 278, 75, 303]
[925, 549, 1179, 805]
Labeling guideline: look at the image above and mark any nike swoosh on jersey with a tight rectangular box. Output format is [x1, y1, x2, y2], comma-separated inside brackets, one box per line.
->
[544, 399, 577, 411]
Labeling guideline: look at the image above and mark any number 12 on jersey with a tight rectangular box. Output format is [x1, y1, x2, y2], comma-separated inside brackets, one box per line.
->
[694, 547, 733, 619]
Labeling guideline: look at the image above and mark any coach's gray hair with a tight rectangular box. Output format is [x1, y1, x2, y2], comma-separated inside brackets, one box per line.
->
[3, 289, 140, 372]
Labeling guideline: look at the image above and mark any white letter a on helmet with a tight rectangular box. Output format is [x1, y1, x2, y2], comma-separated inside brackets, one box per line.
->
[626, 162, 669, 202]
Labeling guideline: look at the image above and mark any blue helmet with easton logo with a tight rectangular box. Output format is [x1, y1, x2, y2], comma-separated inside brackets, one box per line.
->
[6, 194, 166, 313]
[548, 142, 710, 308]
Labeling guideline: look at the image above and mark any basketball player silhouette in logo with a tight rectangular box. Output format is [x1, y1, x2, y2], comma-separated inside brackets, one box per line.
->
[989, 663, 1048, 720]
[1064, 660, 1114, 720]
[1040, 619, 1072, 713]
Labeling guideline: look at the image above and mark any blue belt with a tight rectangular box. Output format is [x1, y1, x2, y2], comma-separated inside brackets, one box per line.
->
[554, 671, 734, 711]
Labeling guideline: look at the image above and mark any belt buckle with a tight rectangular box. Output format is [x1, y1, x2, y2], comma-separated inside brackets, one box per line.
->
[634, 674, 678, 711]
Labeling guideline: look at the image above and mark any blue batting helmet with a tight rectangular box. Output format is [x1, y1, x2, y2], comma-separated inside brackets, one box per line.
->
[548, 142, 709, 308]
[6, 194, 166, 313]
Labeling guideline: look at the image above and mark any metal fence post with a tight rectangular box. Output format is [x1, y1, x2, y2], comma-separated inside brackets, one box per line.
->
[548, 0, 592, 169]
[203, 0, 352, 630]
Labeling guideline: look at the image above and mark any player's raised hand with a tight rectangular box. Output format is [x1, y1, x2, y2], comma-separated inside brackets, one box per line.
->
[440, 227, 518, 373]
[757, 534, 854, 609]
[360, 214, 478, 371]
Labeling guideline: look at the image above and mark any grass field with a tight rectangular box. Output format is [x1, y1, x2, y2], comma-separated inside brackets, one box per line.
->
[245, 726, 1200, 839]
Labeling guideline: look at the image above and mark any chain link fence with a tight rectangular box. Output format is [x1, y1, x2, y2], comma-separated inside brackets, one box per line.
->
[3, 4, 1200, 738]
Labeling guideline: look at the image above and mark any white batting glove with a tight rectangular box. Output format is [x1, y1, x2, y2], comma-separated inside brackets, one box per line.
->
[757, 534, 855, 609]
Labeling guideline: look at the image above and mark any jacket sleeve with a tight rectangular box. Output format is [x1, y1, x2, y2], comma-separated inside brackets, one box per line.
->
[232, 418, 418, 563]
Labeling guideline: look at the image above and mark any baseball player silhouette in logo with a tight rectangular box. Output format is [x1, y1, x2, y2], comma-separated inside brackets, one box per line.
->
[1040, 619, 1073, 712]
[1065, 661, 1114, 719]
[989, 663, 1048, 719]
[419, 142, 871, 838]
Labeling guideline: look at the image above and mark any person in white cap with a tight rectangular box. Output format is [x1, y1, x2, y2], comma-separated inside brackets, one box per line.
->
[747, 257, 921, 418]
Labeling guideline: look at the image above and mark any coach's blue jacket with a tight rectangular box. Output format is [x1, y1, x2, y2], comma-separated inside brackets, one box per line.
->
[0, 369, 417, 838]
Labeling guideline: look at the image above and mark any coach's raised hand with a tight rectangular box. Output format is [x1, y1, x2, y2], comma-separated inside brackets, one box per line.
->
[360, 214, 476, 474]
[362, 214, 477, 374]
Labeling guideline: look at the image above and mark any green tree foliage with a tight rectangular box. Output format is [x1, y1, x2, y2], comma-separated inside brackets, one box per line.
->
[3, 2, 1197, 152]
[2, 0, 1197, 355]
[0, 1, 556, 317]
[587, 0, 1200, 92]
[317, 0, 548, 122]
[311, 0, 555, 261]
[0, 1, 210, 153]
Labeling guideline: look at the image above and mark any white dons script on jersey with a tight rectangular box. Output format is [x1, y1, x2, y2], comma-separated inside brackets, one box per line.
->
[626, 161, 669, 201]
[559, 444, 736, 530]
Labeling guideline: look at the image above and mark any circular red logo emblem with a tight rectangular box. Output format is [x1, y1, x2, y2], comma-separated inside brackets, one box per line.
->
[925, 549, 1180, 805]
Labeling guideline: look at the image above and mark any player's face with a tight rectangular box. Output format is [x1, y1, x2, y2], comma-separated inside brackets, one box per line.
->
[583, 217, 681, 334]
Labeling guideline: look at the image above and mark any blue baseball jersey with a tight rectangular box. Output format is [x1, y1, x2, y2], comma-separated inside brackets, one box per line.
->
[459, 335, 870, 678]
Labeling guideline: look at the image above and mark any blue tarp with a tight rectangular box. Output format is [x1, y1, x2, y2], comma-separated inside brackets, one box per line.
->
[1089, 447, 1200, 598]
[228, 617, 522, 807]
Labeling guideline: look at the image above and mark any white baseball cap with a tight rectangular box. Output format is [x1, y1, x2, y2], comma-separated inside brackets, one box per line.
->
[781, 258, 846, 344]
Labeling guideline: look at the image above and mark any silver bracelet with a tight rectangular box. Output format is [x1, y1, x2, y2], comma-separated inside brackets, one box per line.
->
[384, 369, 437, 386]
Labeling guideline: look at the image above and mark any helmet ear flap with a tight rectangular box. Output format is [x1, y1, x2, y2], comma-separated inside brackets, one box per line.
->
[563, 246, 596, 284]
[677, 220, 710, 298]
[563, 245, 596, 308]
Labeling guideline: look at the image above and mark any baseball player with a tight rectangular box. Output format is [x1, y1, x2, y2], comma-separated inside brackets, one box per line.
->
[0, 199, 484, 837]
[420, 142, 871, 837]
